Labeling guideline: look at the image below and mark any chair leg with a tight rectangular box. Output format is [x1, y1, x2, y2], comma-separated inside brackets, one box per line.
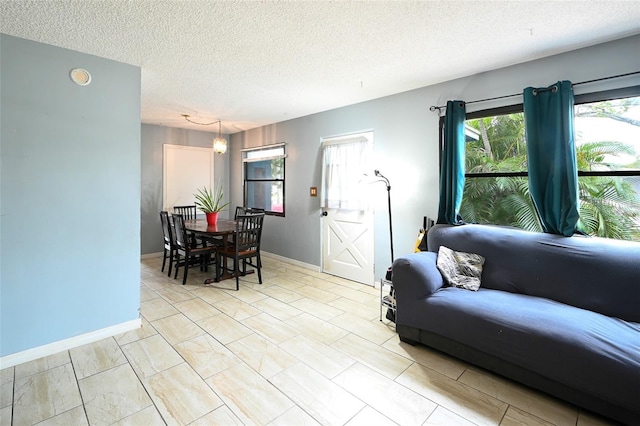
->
[234, 256, 240, 291]
[256, 253, 262, 284]
[182, 257, 189, 285]
[167, 250, 174, 277]
[215, 252, 221, 282]
[174, 254, 180, 279]
[161, 249, 167, 272]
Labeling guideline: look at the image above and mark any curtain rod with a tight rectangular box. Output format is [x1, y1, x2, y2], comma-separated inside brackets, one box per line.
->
[429, 70, 640, 112]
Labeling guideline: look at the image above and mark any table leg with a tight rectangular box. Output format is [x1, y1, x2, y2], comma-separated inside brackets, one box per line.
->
[203, 234, 254, 284]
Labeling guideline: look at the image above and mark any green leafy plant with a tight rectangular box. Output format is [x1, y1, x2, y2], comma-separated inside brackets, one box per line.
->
[462, 106, 640, 241]
[194, 185, 230, 213]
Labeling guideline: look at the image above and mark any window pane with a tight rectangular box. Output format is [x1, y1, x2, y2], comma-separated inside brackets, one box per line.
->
[458, 93, 640, 241]
[574, 96, 640, 241]
[465, 113, 527, 173]
[245, 181, 284, 213]
[246, 159, 284, 180]
[575, 97, 640, 172]
[460, 176, 540, 231]
[578, 175, 640, 241]
[243, 146, 286, 216]
[245, 146, 285, 160]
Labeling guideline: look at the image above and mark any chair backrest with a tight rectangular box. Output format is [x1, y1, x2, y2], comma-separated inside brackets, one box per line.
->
[235, 213, 265, 253]
[160, 211, 172, 244]
[234, 206, 247, 219]
[173, 205, 197, 220]
[235, 206, 265, 219]
[172, 214, 189, 251]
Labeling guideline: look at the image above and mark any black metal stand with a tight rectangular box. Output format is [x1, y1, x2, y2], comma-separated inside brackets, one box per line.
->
[374, 170, 394, 263]
[374, 170, 396, 322]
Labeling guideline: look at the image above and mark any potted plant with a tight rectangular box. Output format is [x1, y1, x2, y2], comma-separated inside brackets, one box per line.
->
[194, 185, 230, 226]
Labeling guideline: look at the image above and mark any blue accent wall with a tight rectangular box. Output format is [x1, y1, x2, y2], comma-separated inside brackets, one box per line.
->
[0, 35, 141, 356]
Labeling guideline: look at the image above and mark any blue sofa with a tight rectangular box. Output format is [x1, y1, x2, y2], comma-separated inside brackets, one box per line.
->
[392, 224, 640, 425]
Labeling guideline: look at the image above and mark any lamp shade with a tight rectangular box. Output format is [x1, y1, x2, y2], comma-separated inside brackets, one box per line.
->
[213, 137, 228, 154]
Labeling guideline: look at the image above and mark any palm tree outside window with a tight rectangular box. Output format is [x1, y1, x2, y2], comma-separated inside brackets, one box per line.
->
[453, 88, 640, 241]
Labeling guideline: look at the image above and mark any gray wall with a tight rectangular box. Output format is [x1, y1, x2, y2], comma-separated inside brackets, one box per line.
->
[229, 35, 640, 280]
[141, 124, 229, 255]
[0, 35, 141, 356]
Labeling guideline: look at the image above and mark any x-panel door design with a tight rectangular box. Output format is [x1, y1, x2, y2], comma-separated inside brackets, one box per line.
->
[320, 132, 374, 286]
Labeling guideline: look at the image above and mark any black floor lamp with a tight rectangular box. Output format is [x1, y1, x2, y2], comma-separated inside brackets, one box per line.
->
[373, 170, 394, 268]
[373, 170, 396, 323]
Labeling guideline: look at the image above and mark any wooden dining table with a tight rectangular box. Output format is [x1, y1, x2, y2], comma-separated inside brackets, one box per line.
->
[183, 218, 251, 284]
[184, 218, 236, 238]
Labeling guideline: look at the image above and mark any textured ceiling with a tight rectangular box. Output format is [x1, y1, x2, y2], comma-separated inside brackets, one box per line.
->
[1, 0, 640, 134]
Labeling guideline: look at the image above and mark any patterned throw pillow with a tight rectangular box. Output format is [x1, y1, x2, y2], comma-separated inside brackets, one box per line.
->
[436, 246, 485, 291]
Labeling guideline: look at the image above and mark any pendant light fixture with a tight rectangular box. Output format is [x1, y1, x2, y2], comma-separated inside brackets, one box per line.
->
[212, 120, 228, 154]
[181, 114, 228, 154]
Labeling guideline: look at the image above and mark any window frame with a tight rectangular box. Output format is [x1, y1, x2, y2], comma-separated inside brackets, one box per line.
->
[242, 143, 286, 217]
[438, 85, 640, 238]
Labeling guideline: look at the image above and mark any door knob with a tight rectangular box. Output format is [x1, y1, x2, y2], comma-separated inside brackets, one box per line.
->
[321, 211, 328, 216]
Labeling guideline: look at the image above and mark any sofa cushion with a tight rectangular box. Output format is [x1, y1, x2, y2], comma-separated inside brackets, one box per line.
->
[436, 246, 485, 291]
[427, 224, 640, 323]
[402, 287, 640, 412]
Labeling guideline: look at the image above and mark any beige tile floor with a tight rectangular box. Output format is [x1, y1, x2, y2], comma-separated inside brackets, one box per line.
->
[1, 256, 616, 426]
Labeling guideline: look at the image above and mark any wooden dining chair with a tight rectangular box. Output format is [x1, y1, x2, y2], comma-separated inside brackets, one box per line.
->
[217, 213, 265, 290]
[172, 214, 219, 285]
[244, 208, 265, 268]
[159, 211, 175, 277]
[174, 204, 202, 246]
[233, 208, 264, 255]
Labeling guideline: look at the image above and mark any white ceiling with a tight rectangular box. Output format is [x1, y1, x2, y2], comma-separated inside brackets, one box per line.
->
[1, 1, 640, 134]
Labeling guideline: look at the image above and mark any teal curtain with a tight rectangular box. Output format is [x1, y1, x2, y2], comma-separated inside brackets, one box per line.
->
[437, 100, 466, 224]
[523, 81, 579, 236]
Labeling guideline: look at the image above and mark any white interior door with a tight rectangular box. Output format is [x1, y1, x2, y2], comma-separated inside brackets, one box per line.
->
[321, 132, 374, 286]
[322, 208, 374, 285]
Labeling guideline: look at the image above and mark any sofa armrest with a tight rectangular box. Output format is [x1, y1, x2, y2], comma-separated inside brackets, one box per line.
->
[392, 251, 444, 300]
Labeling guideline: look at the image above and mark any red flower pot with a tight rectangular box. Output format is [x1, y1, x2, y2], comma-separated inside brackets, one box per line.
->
[205, 212, 218, 226]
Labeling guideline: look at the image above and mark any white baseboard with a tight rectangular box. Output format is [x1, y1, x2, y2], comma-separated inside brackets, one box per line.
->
[0, 318, 141, 369]
[143, 249, 318, 271]
[261, 251, 320, 272]
[141, 252, 163, 259]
